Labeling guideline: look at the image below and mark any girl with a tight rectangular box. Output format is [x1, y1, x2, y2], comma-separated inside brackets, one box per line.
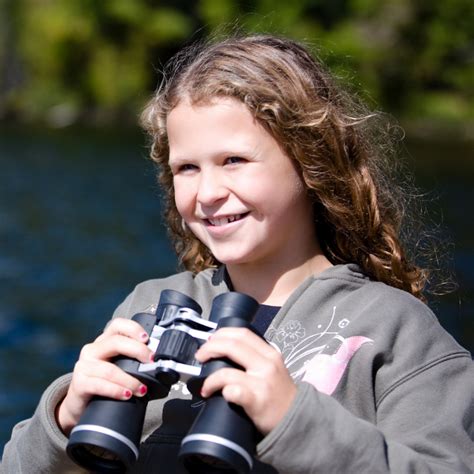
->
[3, 34, 473, 473]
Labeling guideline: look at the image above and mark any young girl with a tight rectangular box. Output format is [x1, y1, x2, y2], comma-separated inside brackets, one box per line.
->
[3, 34, 473, 473]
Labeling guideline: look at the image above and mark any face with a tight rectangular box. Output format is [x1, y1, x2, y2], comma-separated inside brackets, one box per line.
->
[167, 97, 318, 270]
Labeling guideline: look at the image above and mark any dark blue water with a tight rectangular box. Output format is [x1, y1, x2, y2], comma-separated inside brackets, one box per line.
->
[0, 126, 179, 454]
[0, 127, 472, 454]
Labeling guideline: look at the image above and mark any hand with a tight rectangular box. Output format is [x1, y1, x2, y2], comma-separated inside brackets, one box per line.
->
[195, 328, 297, 435]
[56, 318, 154, 435]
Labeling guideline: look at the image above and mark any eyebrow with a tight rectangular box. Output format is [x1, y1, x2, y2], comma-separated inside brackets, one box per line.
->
[169, 145, 258, 163]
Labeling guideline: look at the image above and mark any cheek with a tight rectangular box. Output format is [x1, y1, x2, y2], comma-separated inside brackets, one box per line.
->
[267, 179, 310, 221]
[173, 180, 193, 216]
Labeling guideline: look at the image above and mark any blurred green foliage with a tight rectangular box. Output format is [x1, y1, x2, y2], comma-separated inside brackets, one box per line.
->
[0, 0, 472, 127]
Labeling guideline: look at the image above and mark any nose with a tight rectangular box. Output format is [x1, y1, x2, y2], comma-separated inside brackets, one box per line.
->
[196, 168, 228, 206]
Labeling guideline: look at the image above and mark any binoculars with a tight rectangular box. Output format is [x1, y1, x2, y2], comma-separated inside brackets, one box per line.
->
[66, 290, 260, 473]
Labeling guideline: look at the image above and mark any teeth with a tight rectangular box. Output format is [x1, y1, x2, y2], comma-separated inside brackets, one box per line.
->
[209, 214, 241, 226]
[215, 218, 227, 226]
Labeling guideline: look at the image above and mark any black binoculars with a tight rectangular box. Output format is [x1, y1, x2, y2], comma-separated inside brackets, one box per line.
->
[66, 290, 261, 473]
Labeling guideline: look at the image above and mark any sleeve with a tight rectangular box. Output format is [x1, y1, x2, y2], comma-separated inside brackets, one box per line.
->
[256, 355, 474, 473]
[1, 374, 88, 473]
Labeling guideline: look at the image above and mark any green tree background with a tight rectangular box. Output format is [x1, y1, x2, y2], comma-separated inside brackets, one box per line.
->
[0, 0, 473, 133]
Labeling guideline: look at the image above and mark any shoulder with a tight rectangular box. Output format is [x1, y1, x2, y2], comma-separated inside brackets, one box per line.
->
[304, 263, 469, 359]
[330, 264, 471, 374]
[313, 263, 439, 324]
[112, 267, 229, 319]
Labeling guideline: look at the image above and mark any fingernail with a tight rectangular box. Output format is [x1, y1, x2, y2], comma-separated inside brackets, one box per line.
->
[149, 352, 156, 362]
[140, 332, 149, 341]
[123, 389, 132, 399]
[138, 385, 148, 396]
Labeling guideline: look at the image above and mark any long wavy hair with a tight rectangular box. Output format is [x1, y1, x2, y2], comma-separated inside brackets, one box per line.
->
[141, 34, 432, 300]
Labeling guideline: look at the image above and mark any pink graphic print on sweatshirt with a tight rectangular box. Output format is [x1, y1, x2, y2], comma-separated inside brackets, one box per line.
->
[301, 335, 373, 395]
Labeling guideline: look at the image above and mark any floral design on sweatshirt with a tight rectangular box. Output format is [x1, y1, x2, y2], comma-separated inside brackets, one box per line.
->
[268, 306, 373, 395]
[272, 321, 306, 356]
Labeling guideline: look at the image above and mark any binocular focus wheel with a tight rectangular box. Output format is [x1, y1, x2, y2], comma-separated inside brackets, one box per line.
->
[154, 329, 200, 364]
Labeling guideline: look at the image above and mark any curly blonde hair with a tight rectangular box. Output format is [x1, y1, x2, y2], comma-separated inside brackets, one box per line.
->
[141, 34, 430, 300]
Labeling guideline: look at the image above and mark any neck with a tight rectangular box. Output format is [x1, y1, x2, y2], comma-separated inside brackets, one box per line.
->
[226, 251, 333, 306]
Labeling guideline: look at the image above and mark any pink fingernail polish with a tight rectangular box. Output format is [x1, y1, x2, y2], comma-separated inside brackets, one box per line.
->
[123, 389, 132, 399]
[140, 332, 149, 341]
[149, 352, 155, 362]
[139, 385, 148, 396]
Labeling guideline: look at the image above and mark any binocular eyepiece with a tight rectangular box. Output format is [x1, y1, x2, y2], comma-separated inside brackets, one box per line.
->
[66, 290, 260, 473]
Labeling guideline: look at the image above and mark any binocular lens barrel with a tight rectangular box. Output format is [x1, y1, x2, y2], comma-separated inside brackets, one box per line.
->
[180, 395, 257, 473]
[180, 291, 260, 473]
[67, 396, 147, 472]
[66, 290, 203, 472]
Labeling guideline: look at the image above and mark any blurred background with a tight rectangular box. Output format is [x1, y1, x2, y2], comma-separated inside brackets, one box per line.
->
[1, 0, 473, 455]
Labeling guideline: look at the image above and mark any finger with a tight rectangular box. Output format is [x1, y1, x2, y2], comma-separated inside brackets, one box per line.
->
[80, 334, 153, 364]
[99, 317, 150, 343]
[73, 360, 148, 398]
[196, 330, 280, 370]
[222, 384, 252, 407]
[200, 369, 258, 421]
[210, 327, 266, 350]
[199, 367, 248, 398]
[196, 327, 266, 360]
[73, 374, 142, 401]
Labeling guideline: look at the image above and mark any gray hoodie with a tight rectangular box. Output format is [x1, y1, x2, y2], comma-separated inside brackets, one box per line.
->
[2, 264, 473, 473]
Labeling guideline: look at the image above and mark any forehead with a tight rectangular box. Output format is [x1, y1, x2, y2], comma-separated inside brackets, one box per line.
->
[167, 98, 259, 144]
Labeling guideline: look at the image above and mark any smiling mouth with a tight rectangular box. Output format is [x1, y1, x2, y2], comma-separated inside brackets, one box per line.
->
[206, 213, 249, 226]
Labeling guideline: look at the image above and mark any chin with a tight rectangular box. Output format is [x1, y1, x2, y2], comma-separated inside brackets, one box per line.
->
[214, 253, 260, 268]
[212, 256, 244, 266]
[208, 250, 245, 265]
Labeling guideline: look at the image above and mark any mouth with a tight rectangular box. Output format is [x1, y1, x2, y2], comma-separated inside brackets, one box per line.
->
[206, 213, 249, 227]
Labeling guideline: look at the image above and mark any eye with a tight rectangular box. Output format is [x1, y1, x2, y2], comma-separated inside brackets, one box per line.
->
[225, 156, 246, 165]
[171, 162, 199, 175]
[180, 163, 198, 172]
